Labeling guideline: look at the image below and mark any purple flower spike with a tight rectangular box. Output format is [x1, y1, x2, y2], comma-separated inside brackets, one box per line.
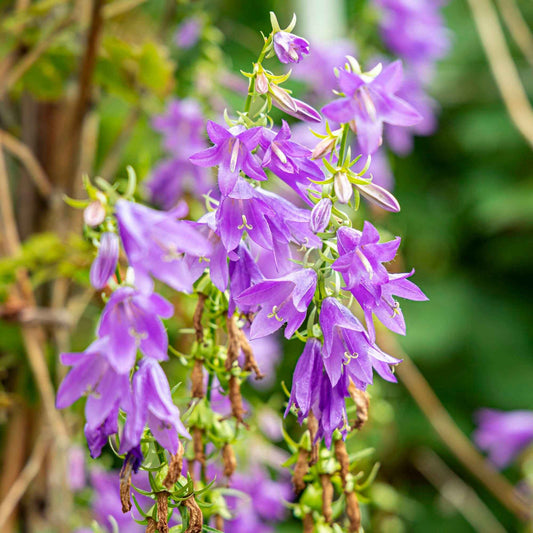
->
[310, 198, 332, 233]
[473, 409, 533, 468]
[237, 268, 317, 340]
[98, 287, 174, 374]
[322, 60, 422, 154]
[122, 359, 191, 455]
[90, 232, 119, 290]
[273, 31, 310, 64]
[319, 298, 400, 389]
[115, 199, 211, 294]
[285, 338, 323, 423]
[56, 338, 130, 457]
[333, 222, 427, 340]
[261, 121, 323, 203]
[190, 122, 266, 196]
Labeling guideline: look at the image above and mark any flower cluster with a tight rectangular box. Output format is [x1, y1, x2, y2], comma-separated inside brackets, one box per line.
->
[58, 11, 430, 531]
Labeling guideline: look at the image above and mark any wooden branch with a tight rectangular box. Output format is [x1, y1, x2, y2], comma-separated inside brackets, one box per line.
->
[414, 448, 507, 533]
[496, 0, 533, 67]
[0, 434, 50, 531]
[467, 0, 533, 149]
[380, 334, 532, 519]
[0, 129, 52, 198]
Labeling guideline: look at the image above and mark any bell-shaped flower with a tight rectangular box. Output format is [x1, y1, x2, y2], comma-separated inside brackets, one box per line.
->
[273, 31, 310, 64]
[97, 287, 174, 374]
[56, 338, 130, 457]
[322, 60, 422, 154]
[332, 222, 427, 340]
[237, 268, 317, 340]
[121, 359, 191, 455]
[115, 199, 211, 294]
[319, 297, 400, 389]
[261, 121, 323, 203]
[189, 121, 266, 196]
[90, 232, 119, 290]
[316, 372, 349, 447]
[473, 409, 533, 468]
[285, 338, 323, 423]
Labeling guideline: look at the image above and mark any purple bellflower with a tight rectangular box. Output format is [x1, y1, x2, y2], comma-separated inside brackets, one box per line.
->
[310, 198, 332, 233]
[237, 268, 317, 340]
[322, 60, 422, 154]
[56, 337, 130, 457]
[121, 358, 191, 455]
[190, 121, 266, 196]
[115, 199, 211, 294]
[260, 121, 323, 203]
[285, 338, 323, 423]
[473, 409, 533, 468]
[332, 222, 428, 340]
[90, 232, 119, 290]
[97, 287, 174, 374]
[228, 243, 264, 315]
[316, 372, 350, 447]
[273, 31, 310, 64]
[319, 297, 400, 389]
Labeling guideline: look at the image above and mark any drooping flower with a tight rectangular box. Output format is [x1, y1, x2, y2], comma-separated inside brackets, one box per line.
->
[189, 122, 266, 196]
[319, 297, 400, 389]
[473, 409, 533, 468]
[237, 268, 317, 340]
[322, 60, 422, 154]
[285, 338, 323, 422]
[121, 358, 191, 455]
[332, 221, 427, 340]
[56, 337, 130, 457]
[90, 232, 119, 290]
[97, 287, 174, 374]
[316, 372, 350, 447]
[115, 199, 211, 294]
[260, 121, 323, 202]
[273, 31, 310, 64]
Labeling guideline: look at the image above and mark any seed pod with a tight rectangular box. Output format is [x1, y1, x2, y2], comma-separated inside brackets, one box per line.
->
[348, 382, 370, 430]
[320, 474, 333, 523]
[157, 491, 169, 533]
[184, 496, 203, 533]
[346, 491, 361, 532]
[238, 329, 264, 379]
[145, 517, 157, 533]
[163, 441, 184, 490]
[334, 439, 350, 487]
[222, 443, 237, 478]
[292, 448, 309, 494]
[119, 459, 133, 513]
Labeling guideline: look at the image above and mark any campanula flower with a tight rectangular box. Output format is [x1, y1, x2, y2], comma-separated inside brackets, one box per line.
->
[189, 121, 266, 196]
[310, 199, 332, 233]
[473, 409, 533, 468]
[56, 337, 130, 457]
[322, 60, 422, 154]
[332, 222, 427, 340]
[90, 232, 119, 290]
[285, 338, 323, 422]
[98, 287, 174, 374]
[273, 31, 310, 64]
[115, 199, 211, 294]
[237, 268, 317, 339]
[260, 121, 323, 203]
[319, 297, 400, 389]
[316, 372, 350, 447]
[228, 243, 264, 315]
[121, 358, 191, 455]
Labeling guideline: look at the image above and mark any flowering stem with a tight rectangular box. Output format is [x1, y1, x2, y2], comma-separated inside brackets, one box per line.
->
[243, 34, 272, 115]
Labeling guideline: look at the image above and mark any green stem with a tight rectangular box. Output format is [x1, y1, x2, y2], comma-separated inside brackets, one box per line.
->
[338, 123, 350, 167]
[243, 35, 272, 115]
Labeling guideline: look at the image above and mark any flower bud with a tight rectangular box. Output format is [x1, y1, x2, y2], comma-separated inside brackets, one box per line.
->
[355, 181, 400, 212]
[311, 136, 337, 160]
[83, 200, 106, 227]
[334, 172, 353, 204]
[255, 71, 269, 95]
[269, 84, 298, 112]
[90, 232, 119, 290]
[310, 198, 332, 233]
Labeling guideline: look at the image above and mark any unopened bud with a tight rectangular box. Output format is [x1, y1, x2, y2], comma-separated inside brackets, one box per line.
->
[334, 172, 353, 204]
[310, 198, 332, 233]
[256, 71, 269, 95]
[355, 181, 400, 212]
[311, 136, 337, 160]
[269, 84, 298, 113]
[83, 200, 106, 227]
